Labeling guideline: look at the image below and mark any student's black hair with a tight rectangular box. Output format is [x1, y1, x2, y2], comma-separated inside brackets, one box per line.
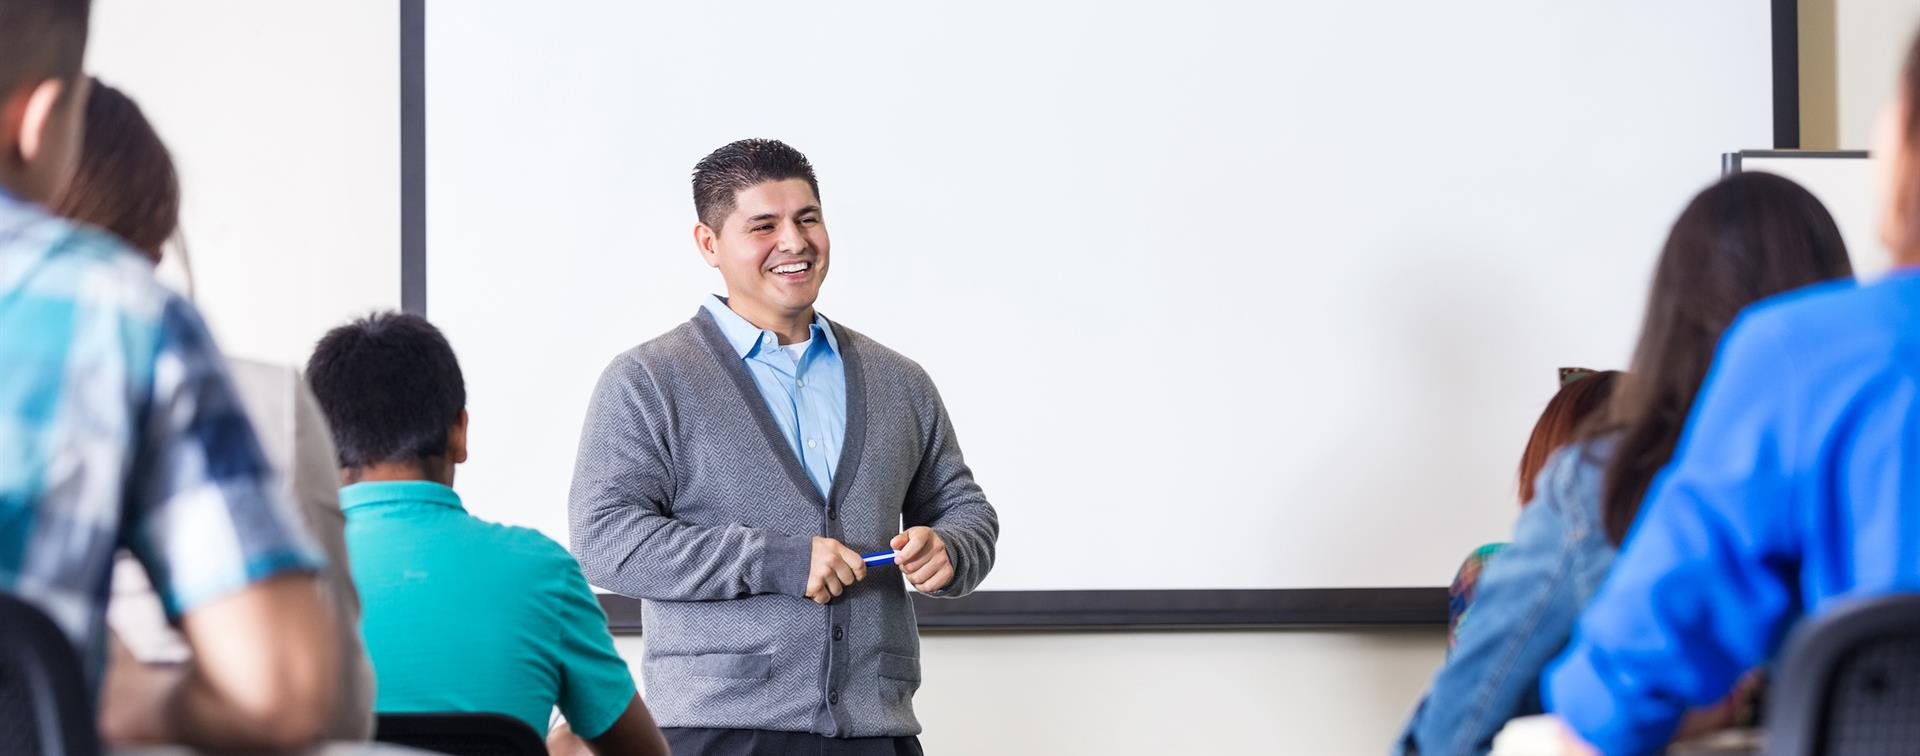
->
[0, 0, 90, 97]
[306, 312, 467, 471]
[1587, 171, 1852, 545]
[692, 138, 820, 230]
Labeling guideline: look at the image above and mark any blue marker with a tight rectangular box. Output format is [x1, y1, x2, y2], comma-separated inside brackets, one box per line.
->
[862, 550, 897, 566]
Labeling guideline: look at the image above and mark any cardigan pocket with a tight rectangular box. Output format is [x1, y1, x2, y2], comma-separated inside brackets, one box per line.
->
[660, 652, 774, 680]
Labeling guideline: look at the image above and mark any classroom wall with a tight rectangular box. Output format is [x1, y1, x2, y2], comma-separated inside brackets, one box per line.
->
[616, 629, 1446, 754]
[1801, 0, 1920, 149]
[81, 3, 1448, 752]
[79, 2, 1917, 753]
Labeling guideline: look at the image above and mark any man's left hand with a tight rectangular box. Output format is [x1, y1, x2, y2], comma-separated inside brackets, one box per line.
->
[890, 526, 953, 593]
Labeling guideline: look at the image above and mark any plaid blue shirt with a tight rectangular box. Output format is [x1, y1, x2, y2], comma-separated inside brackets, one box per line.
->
[0, 192, 323, 690]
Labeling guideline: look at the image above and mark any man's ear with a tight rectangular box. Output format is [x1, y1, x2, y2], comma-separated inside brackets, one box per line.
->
[694, 222, 721, 269]
[448, 409, 470, 465]
[16, 78, 67, 164]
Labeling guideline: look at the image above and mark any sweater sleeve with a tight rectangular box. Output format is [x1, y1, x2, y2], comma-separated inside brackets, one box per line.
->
[902, 369, 1000, 598]
[1544, 311, 1803, 755]
[568, 354, 814, 601]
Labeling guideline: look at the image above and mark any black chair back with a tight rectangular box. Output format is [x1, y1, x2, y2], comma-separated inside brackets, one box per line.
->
[0, 592, 99, 756]
[1767, 593, 1920, 756]
[375, 711, 547, 756]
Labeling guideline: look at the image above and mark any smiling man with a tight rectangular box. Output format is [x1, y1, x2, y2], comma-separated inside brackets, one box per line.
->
[568, 138, 999, 755]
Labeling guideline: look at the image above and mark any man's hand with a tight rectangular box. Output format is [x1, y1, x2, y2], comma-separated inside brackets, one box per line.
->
[806, 537, 867, 605]
[891, 527, 953, 593]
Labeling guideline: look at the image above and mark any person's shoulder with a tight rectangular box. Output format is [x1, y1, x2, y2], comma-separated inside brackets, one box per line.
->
[475, 523, 600, 599]
[601, 316, 709, 377]
[1533, 438, 1613, 525]
[829, 320, 931, 384]
[1736, 274, 1920, 376]
[5, 210, 178, 322]
[457, 513, 568, 558]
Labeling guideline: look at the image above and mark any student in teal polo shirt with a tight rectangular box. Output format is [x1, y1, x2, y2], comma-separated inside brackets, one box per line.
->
[306, 312, 667, 756]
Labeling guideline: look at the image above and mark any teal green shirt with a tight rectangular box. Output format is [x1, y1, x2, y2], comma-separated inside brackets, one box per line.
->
[341, 481, 636, 737]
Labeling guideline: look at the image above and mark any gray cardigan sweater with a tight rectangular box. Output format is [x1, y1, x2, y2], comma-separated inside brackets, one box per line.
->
[568, 309, 999, 737]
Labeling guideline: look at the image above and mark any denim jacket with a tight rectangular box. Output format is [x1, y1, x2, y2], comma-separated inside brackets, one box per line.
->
[1394, 440, 1618, 755]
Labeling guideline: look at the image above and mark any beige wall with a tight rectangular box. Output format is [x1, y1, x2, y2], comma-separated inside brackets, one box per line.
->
[1801, 0, 1920, 148]
[616, 628, 1446, 755]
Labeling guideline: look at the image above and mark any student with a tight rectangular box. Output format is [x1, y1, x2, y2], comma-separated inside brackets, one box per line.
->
[305, 312, 668, 756]
[569, 138, 1000, 755]
[0, 0, 339, 749]
[1395, 171, 1853, 755]
[1448, 369, 1620, 648]
[49, 78, 377, 741]
[1540, 28, 1920, 755]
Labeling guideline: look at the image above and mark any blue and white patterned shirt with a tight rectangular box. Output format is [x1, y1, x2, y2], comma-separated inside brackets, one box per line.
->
[0, 192, 323, 690]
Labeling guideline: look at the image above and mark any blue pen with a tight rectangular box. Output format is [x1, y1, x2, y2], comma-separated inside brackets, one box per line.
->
[861, 550, 897, 566]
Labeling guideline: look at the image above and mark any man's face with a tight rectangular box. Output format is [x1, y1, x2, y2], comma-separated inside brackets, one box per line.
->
[699, 178, 830, 318]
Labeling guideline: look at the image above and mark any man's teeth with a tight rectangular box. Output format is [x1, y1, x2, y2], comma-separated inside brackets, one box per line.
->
[772, 262, 810, 274]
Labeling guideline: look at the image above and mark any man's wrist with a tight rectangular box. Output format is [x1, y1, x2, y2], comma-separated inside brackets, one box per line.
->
[759, 532, 815, 597]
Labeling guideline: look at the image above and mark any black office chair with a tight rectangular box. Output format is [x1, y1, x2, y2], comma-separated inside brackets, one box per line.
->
[375, 712, 547, 756]
[1767, 593, 1920, 756]
[0, 593, 99, 756]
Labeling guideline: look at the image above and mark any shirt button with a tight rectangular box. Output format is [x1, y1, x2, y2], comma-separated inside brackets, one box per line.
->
[797, 379, 806, 388]
[828, 690, 840, 705]
[833, 625, 844, 641]
[806, 439, 818, 449]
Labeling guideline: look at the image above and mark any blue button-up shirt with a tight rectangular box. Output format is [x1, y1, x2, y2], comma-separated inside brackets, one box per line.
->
[0, 192, 322, 689]
[701, 295, 847, 498]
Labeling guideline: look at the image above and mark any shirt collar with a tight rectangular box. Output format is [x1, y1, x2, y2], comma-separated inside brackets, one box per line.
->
[338, 480, 467, 513]
[701, 294, 838, 359]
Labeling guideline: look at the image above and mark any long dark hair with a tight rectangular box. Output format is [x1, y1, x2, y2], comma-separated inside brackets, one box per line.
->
[50, 78, 180, 261]
[1595, 172, 1852, 545]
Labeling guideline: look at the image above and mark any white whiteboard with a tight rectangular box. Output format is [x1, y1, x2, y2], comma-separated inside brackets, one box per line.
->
[426, 1, 1774, 591]
[87, 0, 401, 368]
[1735, 153, 1889, 280]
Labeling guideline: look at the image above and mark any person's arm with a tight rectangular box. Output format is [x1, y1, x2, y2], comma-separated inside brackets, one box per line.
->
[544, 543, 668, 756]
[112, 297, 338, 750]
[895, 371, 999, 597]
[1544, 312, 1803, 755]
[1397, 450, 1611, 756]
[584, 695, 669, 756]
[569, 355, 821, 600]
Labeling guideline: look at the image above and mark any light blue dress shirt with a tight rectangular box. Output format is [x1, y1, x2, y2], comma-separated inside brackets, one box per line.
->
[701, 295, 848, 498]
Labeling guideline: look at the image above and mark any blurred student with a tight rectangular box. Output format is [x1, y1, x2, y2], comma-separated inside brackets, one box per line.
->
[1397, 171, 1853, 755]
[1447, 369, 1619, 648]
[1541, 27, 1920, 755]
[0, 0, 339, 748]
[48, 78, 376, 740]
[306, 312, 668, 756]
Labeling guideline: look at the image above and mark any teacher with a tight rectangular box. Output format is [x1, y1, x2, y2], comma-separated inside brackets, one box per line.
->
[569, 138, 1000, 756]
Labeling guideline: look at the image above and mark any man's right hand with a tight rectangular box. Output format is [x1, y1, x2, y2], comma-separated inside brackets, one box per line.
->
[805, 537, 867, 604]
